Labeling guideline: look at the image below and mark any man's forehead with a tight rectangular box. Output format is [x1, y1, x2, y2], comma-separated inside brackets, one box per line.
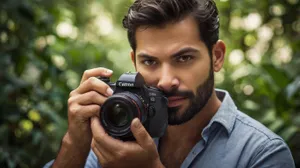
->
[134, 16, 205, 59]
[135, 16, 202, 44]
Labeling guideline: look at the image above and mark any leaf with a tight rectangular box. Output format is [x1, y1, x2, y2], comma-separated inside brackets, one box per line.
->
[18, 3, 35, 22]
[32, 131, 43, 145]
[262, 64, 291, 89]
[279, 126, 298, 141]
[0, 125, 9, 141]
[275, 91, 291, 116]
[15, 56, 28, 77]
[286, 76, 300, 100]
[6, 113, 21, 123]
[261, 109, 276, 125]
[268, 118, 284, 132]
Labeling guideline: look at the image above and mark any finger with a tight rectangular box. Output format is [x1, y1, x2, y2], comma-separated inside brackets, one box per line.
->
[81, 67, 113, 84]
[69, 104, 100, 119]
[91, 137, 115, 157]
[90, 117, 124, 151]
[90, 119, 117, 154]
[70, 91, 108, 106]
[131, 118, 154, 150]
[92, 141, 118, 168]
[76, 77, 114, 96]
[90, 116, 106, 136]
[91, 139, 107, 164]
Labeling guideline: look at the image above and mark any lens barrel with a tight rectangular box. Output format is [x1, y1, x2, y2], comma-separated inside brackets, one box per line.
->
[100, 92, 146, 139]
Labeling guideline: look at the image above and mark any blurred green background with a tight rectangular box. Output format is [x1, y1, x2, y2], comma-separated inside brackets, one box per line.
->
[0, 0, 299, 167]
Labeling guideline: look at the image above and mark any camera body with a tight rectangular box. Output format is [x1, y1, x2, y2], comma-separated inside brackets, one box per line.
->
[99, 72, 168, 141]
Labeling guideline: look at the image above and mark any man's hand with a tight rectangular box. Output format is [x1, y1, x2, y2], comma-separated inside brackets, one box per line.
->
[66, 67, 113, 146]
[91, 117, 164, 168]
[52, 67, 114, 168]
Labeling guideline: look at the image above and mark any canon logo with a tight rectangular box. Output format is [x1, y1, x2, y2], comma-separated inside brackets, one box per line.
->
[118, 82, 134, 87]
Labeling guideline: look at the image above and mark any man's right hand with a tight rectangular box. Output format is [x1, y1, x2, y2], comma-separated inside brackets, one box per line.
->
[66, 67, 114, 148]
[52, 67, 114, 168]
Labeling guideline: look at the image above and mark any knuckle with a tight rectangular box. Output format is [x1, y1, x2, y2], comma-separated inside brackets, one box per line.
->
[67, 97, 73, 106]
[87, 77, 98, 87]
[88, 105, 100, 116]
[69, 90, 76, 97]
[90, 91, 100, 99]
[69, 105, 80, 117]
[93, 133, 103, 141]
[145, 141, 155, 150]
[68, 95, 76, 106]
[94, 105, 101, 112]
[83, 69, 91, 77]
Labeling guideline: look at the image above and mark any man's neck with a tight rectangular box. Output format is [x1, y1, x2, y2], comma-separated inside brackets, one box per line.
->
[163, 90, 222, 144]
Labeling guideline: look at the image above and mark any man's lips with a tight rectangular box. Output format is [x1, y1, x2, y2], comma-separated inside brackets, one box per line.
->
[167, 96, 187, 107]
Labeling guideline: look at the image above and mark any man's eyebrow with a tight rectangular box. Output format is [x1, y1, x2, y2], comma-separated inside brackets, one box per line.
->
[137, 47, 200, 59]
[137, 53, 157, 60]
[170, 47, 199, 58]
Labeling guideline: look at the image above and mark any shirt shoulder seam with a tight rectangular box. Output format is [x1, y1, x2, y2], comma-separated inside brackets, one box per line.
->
[249, 137, 287, 167]
[235, 115, 279, 141]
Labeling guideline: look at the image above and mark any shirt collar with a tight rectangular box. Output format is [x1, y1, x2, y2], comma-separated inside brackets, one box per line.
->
[154, 89, 237, 146]
[202, 89, 237, 136]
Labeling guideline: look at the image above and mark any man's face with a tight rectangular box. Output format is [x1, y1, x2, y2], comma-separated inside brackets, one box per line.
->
[134, 16, 215, 125]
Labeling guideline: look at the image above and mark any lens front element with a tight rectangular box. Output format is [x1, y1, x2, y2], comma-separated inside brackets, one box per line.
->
[108, 103, 130, 127]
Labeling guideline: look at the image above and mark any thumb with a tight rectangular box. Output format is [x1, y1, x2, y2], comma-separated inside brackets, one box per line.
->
[131, 118, 153, 149]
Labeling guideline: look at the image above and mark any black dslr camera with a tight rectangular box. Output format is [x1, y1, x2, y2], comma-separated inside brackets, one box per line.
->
[99, 72, 168, 141]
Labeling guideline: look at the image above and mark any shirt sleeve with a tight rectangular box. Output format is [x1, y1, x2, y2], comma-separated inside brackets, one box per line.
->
[84, 150, 102, 168]
[42, 150, 101, 168]
[43, 160, 54, 168]
[249, 138, 295, 168]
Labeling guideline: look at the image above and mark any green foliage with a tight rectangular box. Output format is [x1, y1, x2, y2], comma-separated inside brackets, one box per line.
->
[216, 0, 300, 166]
[0, 0, 299, 167]
[0, 0, 125, 167]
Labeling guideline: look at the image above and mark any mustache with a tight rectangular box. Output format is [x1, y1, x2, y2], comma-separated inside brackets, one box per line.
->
[163, 88, 194, 99]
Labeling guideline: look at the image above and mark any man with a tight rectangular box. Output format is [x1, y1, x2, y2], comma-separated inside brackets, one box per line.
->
[45, 0, 295, 167]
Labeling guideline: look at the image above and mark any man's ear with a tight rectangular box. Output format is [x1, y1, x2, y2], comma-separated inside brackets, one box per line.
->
[130, 50, 137, 70]
[212, 40, 226, 72]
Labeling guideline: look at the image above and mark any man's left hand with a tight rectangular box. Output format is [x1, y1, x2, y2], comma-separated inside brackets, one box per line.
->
[90, 117, 164, 168]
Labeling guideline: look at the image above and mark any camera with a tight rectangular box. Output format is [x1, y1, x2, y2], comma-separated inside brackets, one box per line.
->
[99, 72, 168, 141]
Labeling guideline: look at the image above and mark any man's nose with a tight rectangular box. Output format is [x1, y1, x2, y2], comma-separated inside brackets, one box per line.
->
[157, 64, 179, 92]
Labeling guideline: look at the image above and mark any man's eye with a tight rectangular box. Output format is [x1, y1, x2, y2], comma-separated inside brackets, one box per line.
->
[177, 55, 193, 63]
[143, 60, 157, 66]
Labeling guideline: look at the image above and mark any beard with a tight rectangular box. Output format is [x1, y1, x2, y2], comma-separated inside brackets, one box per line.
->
[165, 65, 214, 125]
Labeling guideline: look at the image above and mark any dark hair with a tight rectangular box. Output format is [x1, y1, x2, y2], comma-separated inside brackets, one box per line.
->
[122, 0, 219, 56]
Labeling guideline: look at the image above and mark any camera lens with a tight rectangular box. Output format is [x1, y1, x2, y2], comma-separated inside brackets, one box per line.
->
[100, 92, 146, 139]
[107, 103, 130, 127]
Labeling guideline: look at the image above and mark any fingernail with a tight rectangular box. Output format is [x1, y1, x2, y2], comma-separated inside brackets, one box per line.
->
[106, 88, 113, 96]
[132, 118, 140, 128]
[106, 69, 113, 74]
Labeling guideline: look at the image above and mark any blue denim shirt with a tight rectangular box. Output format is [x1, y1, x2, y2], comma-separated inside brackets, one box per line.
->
[44, 89, 295, 168]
